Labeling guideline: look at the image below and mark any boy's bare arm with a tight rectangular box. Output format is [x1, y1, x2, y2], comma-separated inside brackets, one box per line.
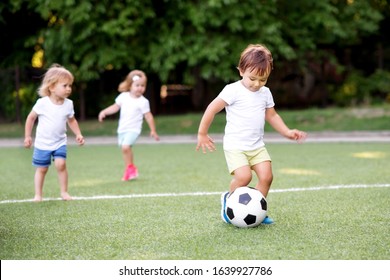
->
[196, 98, 226, 153]
[266, 108, 307, 142]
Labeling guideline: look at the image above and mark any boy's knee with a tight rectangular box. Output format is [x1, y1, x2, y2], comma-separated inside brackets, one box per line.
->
[37, 167, 48, 174]
[261, 173, 273, 185]
[235, 173, 252, 185]
[54, 159, 66, 171]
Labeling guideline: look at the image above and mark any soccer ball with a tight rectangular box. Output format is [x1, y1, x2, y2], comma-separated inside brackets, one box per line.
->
[225, 186, 267, 228]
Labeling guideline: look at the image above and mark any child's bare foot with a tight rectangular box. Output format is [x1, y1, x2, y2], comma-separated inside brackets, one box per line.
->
[61, 192, 72, 201]
[33, 195, 42, 202]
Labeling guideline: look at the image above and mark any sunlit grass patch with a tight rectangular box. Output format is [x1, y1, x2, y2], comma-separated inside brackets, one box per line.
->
[279, 168, 321, 175]
[351, 151, 387, 159]
[71, 179, 111, 188]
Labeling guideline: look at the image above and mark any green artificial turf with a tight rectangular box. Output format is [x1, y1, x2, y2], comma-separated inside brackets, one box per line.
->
[0, 142, 389, 260]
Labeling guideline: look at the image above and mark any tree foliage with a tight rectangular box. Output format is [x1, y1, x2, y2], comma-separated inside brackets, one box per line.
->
[0, 0, 389, 120]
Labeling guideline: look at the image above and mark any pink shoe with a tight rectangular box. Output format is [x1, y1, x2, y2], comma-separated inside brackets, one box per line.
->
[122, 165, 138, 181]
[128, 165, 138, 180]
[121, 165, 133, 181]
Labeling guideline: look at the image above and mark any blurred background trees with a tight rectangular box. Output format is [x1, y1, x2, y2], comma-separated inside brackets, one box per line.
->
[0, 0, 389, 122]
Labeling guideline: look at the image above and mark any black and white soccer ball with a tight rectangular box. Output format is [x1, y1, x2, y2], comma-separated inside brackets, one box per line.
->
[225, 186, 267, 228]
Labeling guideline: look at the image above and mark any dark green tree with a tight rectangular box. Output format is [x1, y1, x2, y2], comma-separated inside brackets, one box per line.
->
[0, 0, 388, 120]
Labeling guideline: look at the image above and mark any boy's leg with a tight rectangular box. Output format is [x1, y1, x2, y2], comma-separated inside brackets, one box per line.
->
[223, 150, 253, 223]
[252, 161, 274, 225]
[224, 166, 251, 224]
[34, 167, 48, 201]
[229, 165, 252, 193]
[32, 148, 51, 202]
[53, 146, 71, 200]
[54, 158, 71, 200]
[252, 161, 273, 197]
[224, 150, 252, 193]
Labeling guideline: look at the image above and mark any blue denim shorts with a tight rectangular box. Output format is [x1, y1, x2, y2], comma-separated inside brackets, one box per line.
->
[32, 145, 67, 167]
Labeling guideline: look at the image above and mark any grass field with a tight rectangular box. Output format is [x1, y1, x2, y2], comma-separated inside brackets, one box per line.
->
[0, 141, 389, 260]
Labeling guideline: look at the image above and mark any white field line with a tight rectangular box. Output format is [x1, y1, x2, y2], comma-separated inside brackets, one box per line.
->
[1, 183, 389, 205]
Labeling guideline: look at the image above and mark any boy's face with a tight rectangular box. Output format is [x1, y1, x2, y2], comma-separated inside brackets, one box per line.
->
[239, 68, 269, 92]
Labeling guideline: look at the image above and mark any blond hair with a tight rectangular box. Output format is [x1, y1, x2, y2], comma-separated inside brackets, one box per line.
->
[38, 64, 74, 97]
[238, 44, 273, 76]
[118, 69, 147, 92]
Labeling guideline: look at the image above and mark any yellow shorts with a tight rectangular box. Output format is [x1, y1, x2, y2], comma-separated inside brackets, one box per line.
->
[224, 147, 271, 174]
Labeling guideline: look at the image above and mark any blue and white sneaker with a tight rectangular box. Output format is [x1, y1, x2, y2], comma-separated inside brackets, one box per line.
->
[261, 216, 274, 225]
[220, 191, 231, 224]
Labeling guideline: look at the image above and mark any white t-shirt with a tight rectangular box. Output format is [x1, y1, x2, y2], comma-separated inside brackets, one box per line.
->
[218, 81, 275, 151]
[115, 92, 151, 134]
[32, 96, 75, 150]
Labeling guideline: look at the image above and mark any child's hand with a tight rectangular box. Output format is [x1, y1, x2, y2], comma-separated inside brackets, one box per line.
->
[287, 129, 307, 143]
[196, 134, 216, 153]
[150, 131, 160, 141]
[24, 136, 33, 148]
[98, 111, 106, 122]
[76, 134, 85, 146]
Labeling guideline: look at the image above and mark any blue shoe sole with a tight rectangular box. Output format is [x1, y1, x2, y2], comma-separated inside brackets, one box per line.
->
[261, 216, 274, 225]
[220, 192, 231, 224]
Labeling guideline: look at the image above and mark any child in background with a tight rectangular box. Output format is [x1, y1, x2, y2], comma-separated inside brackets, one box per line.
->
[196, 44, 307, 225]
[24, 63, 85, 202]
[98, 70, 159, 181]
